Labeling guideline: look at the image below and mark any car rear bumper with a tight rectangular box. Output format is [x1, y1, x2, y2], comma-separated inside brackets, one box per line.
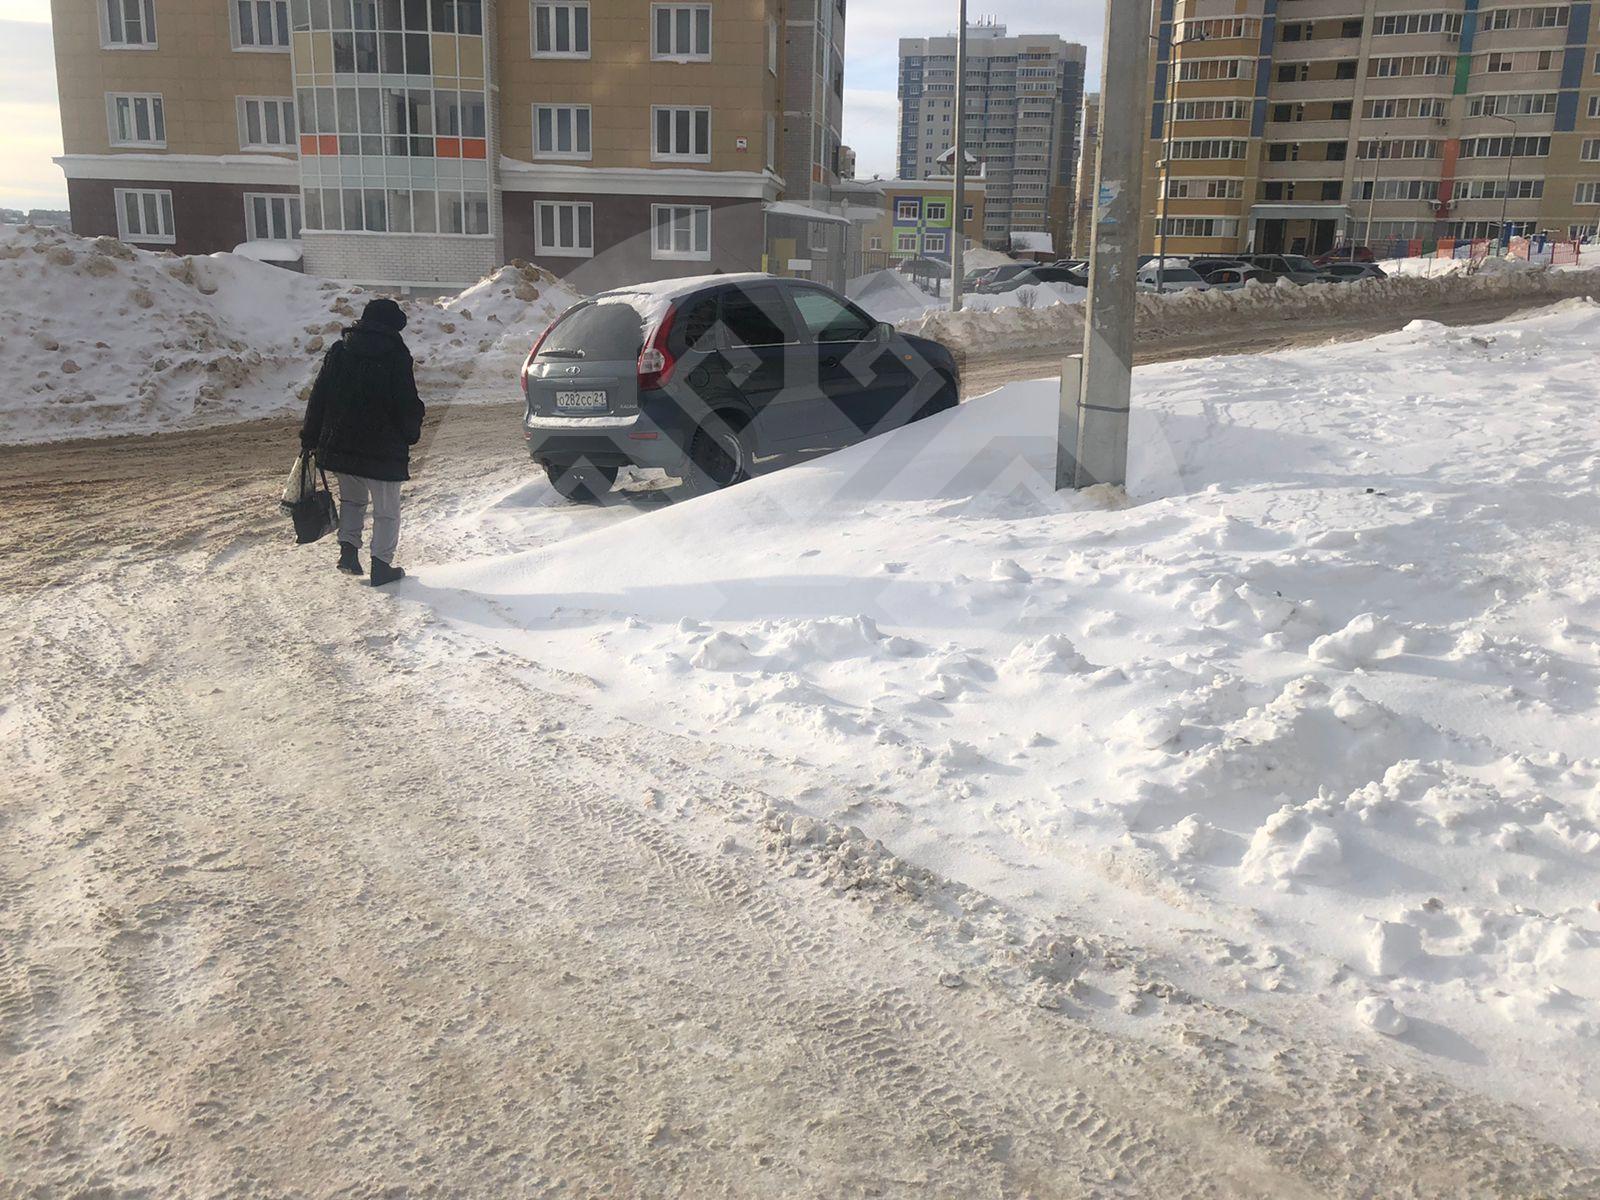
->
[523, 411, 689, 473]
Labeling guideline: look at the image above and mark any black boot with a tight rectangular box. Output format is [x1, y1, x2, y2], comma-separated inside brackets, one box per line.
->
[337, 542, 363, 575]
[370, 558, 405, 587]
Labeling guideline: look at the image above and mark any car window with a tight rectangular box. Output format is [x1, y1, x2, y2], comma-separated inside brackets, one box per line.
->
[1283, 255, 1318, 272]
[721, 286, 799, 348]
[677, 293, 720, 352]
[539, 300, 645, 360]
[791, 289, 877, 343]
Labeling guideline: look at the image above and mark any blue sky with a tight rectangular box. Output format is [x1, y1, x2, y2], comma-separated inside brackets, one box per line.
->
[0, 0, 1103, 210]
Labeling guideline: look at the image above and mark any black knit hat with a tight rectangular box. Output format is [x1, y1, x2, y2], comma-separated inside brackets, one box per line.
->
[361, 297, 408, 332]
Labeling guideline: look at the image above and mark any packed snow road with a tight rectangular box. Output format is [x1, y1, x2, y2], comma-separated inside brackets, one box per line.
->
[5, 303, 1600, 1196]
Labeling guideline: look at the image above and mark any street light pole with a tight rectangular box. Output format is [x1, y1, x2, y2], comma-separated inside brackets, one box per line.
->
[950, 0, 968, 311]
[1490, 113, 1517, 253]
[1362, 132, 1388, 250]
[1057, 0, 1153, 490]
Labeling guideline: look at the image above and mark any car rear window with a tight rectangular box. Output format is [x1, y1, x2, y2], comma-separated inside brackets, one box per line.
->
[538, 299, 646, 360]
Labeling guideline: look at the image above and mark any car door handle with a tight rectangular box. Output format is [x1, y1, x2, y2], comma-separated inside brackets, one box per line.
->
[820, 355, 840, 367]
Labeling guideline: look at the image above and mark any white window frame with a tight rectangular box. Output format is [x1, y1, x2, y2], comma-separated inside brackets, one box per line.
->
[243, 192, 302, 241]
[868, 234, 883, 250]
[767, 17, 778, 74]
[650, 203, 711, 261]
[114, 187, 175, 244]
[531, 1, 591, 59]
[107, 92, 166, 148]
[651, 3, 712, 61]
[101, 0, 157, 48]
[230, 0, 290, 50]
[533, 104, 592, 160]
[924, 200, 948, 222]
[534, 200, 594, 257]
[894, 232, 917, 253]
[651, 105, 711, 161]
[236, 96, 295, 151]
[922, 232, 947, 254]
[894, 199, 919, 220]
[1591, 95, 1600, 119]
[1582, 138, 1600, 161]
[1575, 182, 1600, 205]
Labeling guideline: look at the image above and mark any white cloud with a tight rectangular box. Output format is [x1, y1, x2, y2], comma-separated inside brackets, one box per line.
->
[0, 20, 64, 210]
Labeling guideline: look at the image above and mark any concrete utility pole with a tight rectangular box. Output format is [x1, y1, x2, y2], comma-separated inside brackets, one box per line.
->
[950, 0, 968, 312]
[1057, 0, 1152, 490]
[1490, 113, 1518, 253]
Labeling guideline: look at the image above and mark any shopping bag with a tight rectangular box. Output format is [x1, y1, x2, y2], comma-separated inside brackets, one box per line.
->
[281, 455, 338, 545]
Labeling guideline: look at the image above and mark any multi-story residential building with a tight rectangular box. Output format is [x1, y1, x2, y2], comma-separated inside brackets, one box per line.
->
[897, 22, 1087, 249]
[1071, 91, 1100, 256]
[1143, 1, 1600, 259]
[856, 176, 987, 271]
[51, 0, 845, 291]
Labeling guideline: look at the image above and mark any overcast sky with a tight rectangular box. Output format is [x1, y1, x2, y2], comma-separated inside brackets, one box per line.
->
[0, 0, 1104, 210]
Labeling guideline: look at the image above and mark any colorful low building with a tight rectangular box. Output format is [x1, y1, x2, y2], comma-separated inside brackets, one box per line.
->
[858, 177, 987, 271]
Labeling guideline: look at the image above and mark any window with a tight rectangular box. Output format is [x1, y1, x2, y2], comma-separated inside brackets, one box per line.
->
[1335, 60, 1358, 80]
[1370, 55, 1451, 77]
[767, 18, 778, 73]
[1459, 134, 1551, 157]
[868, 235, 883, 250]
[765, 113, 776, 170]
[431, 0, 484, 32]
[1176, 57, 1253, 82]
[895, 232, 917, 252]
[653, 4, 711, 60]
[1278, 63, 1307, 83]
[1160, 217, 1239, 238]
[102, 0, 156, 47]
[535, 201, 593, 256]
[1325, 141, 1348, 161]
[1168, 139, 1248, 161]
[922, 232, 947, 254]
[1167, 177, 1244, 200]
[721, 286, 797, 346]
[445, 191, 491, 235]
[653, 106, 710, 160]
[962, 204, 973, 221]
[1331, 101, 1353, 121]
[1453, 178, 1543, 199]
[244, 192, 301, 240]
[237, 97, 295, 150]
[114, 188, 174, 243]
[534, 105, 591, 158]
[1374, 12, 1463, 35]
[1173, 99, 1249, 122]
[1469, 93, 1557, 116]
[925, 201, 948, 221]
[651, 203, 710, 259]
[532, 2, 589, 57]
[234, 0, 290, 47]
[792, 289, 876, 342]
[895, 199, 919, 220]
[1583, 138, 1600, 160]
[1591, 95, 1600, 119]
[1321, 181, 1342, 201]
[1358, 138, 1443, 160]
[1340, 19, 1363, 37]
[107, 93, 166, 147]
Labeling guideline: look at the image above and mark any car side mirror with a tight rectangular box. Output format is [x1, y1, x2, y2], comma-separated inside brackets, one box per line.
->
[873, 321, 895, 343]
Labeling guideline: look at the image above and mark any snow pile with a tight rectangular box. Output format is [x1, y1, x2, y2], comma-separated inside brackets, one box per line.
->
[904, 261, 1600, 354]
[850, 268, 1084, 324]
[420, 299, 1600, 1133]
[0, 223, 580, 445]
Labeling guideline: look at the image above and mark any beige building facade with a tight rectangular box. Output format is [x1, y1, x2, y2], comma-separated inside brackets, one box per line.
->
[53, 0, 848, 288]
[1142, 1, 1600, 258]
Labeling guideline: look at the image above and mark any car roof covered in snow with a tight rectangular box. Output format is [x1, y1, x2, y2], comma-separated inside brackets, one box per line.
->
[584, 273, 789, 324]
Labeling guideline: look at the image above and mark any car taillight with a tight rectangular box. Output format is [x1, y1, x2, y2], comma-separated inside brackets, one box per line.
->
[521, 318, 558, 395]
[637, 304, 678, 391]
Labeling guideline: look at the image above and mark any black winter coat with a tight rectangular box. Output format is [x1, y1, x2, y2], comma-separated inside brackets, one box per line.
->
[299, 322, 425, 482]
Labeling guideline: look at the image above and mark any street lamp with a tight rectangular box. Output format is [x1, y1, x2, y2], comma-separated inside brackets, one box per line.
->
[1362, 132, 1389, 252]
[1488, 112, 1518, 253]
[1154, 26, 1206, 286]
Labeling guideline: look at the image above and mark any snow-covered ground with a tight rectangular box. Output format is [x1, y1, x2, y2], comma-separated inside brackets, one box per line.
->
[848, 266, 1084, 324]
[413, 300, 1600, 1142]
[0, 223, 578, 445]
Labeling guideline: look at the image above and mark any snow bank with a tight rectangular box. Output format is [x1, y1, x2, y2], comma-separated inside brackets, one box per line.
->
[850, 267, 1085, 324]
[420, 299, 1600, 1135]
[905, 261, 1600, 355]
[0, 224, 580, 445]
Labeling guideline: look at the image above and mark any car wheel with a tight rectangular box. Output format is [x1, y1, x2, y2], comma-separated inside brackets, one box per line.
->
[915, 372, 959, 421]
[686, 413, 752, 491]
[543, 461, 618, 504]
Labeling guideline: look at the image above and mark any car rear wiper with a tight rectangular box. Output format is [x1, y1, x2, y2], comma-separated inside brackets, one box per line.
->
[539, 348, 586, 359]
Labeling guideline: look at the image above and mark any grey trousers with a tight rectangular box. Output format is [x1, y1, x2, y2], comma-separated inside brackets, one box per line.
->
[336, 473, 402, 563]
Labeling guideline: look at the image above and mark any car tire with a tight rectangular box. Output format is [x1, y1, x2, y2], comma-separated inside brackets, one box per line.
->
[686, 412, 752, 492]
[543, 461, 618, 504]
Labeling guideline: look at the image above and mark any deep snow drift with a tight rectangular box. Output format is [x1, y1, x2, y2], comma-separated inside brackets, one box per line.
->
[0, 223, 578, 445]
[419, 300, 1600, 1140]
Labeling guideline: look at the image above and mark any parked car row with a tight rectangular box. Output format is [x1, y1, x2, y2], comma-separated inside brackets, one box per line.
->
[1129, 253, 1387, 292]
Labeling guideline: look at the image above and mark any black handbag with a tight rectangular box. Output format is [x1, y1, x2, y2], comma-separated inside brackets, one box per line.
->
[281, 453, 339, 545]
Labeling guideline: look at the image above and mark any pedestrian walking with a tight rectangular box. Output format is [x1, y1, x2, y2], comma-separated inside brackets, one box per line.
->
[298, 297, 424, 586]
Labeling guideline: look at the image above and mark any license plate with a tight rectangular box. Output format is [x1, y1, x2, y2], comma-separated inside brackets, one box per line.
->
[555, 390, 608, 411]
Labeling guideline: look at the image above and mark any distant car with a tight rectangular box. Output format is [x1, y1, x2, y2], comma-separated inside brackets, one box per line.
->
[520, 274, 961, 501]
[1052, 258, 1088, 272]
[897, 257, 947, 281]
[1241, 254, 1331, 285]
[969, 263, 1035, 290]
[977, 265, 1089, 294]
[1314, 245, 1376, 265]
[1203, 266, 1274, 291]
[1185, 257, 1249, 278]
[1321, 262, 1388, 283]
[1136, 264, 1211, 293]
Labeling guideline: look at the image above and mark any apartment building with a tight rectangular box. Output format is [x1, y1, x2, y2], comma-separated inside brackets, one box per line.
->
[1143, 1, 1600, 258]
[897, 22, 1087, 248]
[51, 0, 840, 290]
